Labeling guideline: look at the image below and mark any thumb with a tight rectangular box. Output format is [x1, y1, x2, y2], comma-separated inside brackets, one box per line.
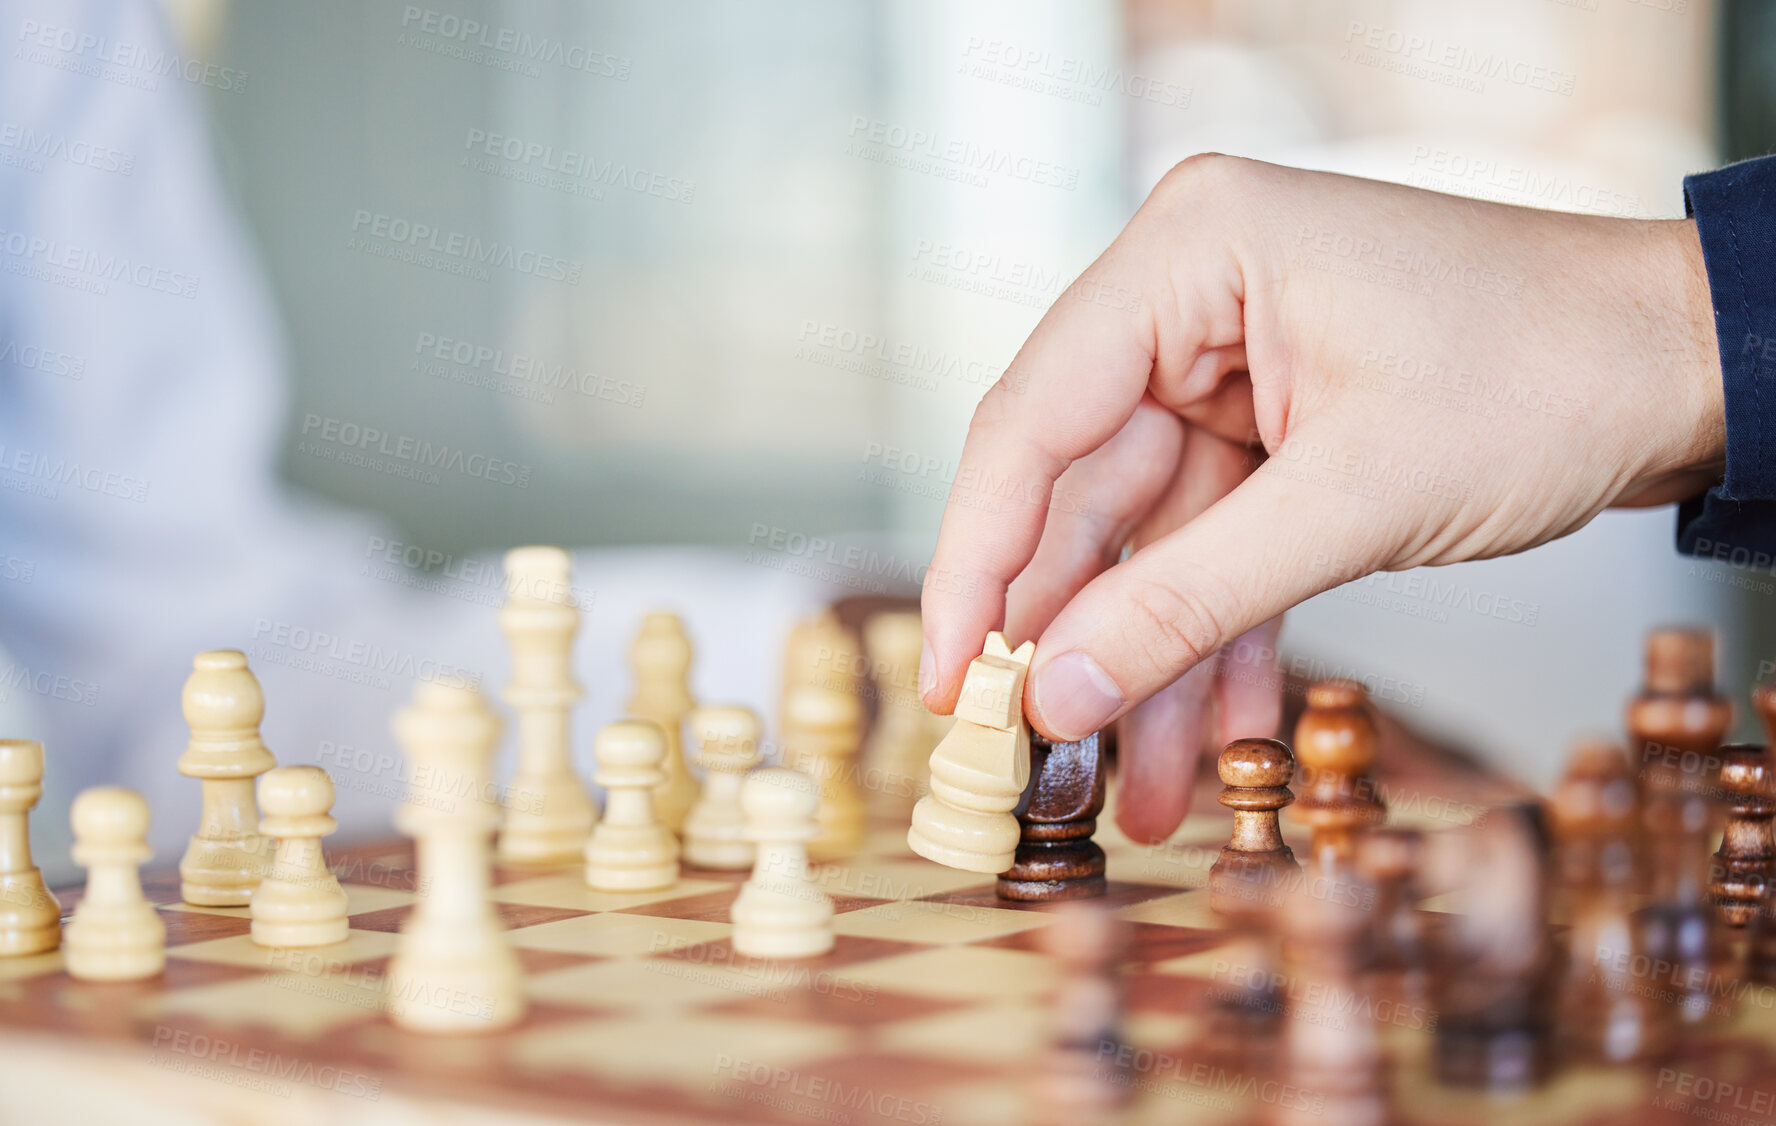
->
[1025, 455, 1373, 741]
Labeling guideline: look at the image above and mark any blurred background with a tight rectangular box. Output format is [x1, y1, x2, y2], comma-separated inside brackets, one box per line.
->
[210, 0, 1755, 781]
[5, 0, 1773, 864]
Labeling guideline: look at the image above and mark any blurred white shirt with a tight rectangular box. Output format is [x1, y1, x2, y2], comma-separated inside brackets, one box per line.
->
[0, 0, 835, 882]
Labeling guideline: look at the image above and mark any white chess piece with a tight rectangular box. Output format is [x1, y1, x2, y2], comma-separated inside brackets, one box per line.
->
[0, 740, 60, 955]
[178, 650, 276, 905]
[732, 767, 833, 959]
[498, 546, 596, 864]
[682, 706, 763, 870]
[251, 767, 349, 948]
[782, 685, 866, 862]
[863, 610, 934, 808]
[778, 609, 860, 729]
[907, 632, 1034, 874]
[628, 611, 699, 833]
[584, 721, 680, 891]
[65, 787, 165, 981]
[388, 682, 527, 1033]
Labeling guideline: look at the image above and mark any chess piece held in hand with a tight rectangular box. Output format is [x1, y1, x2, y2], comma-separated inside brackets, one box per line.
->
[907, 632, 1035, 874]
[251, 767, 350, 948]
[732, 767, 834, 959]
[178, 650, 276, 906]
[65, 787, 165, 982]
[0, 740, 60, 955]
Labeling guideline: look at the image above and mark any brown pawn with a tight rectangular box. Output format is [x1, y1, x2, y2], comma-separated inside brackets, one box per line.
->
[1708, 744, 1776, 929]
[1292, 680, 1386, 870]
[1630, 628, 1736, 1024]
[1429, 802, 1555, 1090]
[1355, 827, 1426, 982]
[1209, 738, 1301, 918]
[1551, 741, 1667, 1063]
[1030, 902, 1132, 1118]
[998, 731, 1107, 902]
[1273, 866, 1387, 1126]
[1205, 740, 1300, 1060]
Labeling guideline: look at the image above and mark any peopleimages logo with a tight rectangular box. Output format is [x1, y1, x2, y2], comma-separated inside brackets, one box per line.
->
[348, 211, 582, 285]
[297, 415, 532, 489]
[15, 19, 248, 93]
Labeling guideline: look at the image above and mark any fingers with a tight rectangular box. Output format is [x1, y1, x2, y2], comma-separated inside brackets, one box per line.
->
[1027, 451, 1368, 741]
[1211, 617, 1284, 746]
[1114, 665, 1213, 844]
[1001, 398, 1186, 648]
[1109, 429, 1267, 841]
[919, 249, 1175, 713]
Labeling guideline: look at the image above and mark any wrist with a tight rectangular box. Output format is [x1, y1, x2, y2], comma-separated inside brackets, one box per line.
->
[1620, 218, 1726, 505]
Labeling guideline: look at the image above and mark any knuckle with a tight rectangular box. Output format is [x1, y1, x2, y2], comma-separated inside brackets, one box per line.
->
[1121, 569, 1234, 679]
[1152, 151, 1244, 205]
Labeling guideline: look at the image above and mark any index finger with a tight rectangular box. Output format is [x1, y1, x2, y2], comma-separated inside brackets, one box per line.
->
[918, 253, 1162, 712]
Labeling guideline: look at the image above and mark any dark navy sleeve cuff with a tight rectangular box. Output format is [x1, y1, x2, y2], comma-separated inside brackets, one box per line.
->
[1677, 156, 1776, 563]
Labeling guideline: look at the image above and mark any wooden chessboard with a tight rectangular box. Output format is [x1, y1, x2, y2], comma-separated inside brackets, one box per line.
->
[2, 714, 1770, 1126]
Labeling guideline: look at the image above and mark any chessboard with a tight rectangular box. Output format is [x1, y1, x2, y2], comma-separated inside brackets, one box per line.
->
[6, 698, 1733, 1126]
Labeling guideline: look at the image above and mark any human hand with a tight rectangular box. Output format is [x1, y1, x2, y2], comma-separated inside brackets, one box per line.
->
[918, 155, 1724, 843]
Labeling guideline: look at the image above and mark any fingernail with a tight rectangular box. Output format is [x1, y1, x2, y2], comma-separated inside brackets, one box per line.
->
[918, 640, 937, 702]
[1033, 651, 1124, 740]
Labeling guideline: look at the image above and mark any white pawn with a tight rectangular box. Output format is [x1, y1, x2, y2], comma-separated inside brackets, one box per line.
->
[732, 767, 833, 959]
[389, 682, 527, 1033]
[251, 767, 349, 948]
[584, 721, 680, 891]
[682, 707, 763, 870]
[0, 740, 61, 955]
[65, 787, 164, 981]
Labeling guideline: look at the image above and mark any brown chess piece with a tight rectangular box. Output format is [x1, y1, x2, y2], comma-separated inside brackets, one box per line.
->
[1629, 628, 1737, 1023]
[1209, 738, 1301, 917]
[1292, 680, 1386, 870]
[1273, 865, 1387, 1126]
[1551, 740, 1668, 1063]
[1429, 802, 1555, 1090]
[1708, 744, 1776, 929]
[998, 731, 1107, 902]
[1031, 902, 1132, 1118]
[1749, 683, 1776, 981]
[1355, 827, 1426, 984]
[1205, 739, 1300, 1059]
